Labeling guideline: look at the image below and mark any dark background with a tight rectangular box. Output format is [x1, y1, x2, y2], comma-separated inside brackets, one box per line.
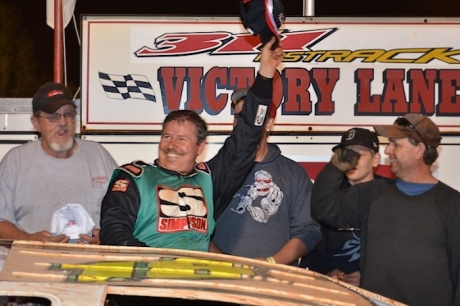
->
[2, 0, 460, 94]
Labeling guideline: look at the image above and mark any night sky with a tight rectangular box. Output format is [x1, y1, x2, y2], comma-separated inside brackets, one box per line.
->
[4, 0, 460, 90]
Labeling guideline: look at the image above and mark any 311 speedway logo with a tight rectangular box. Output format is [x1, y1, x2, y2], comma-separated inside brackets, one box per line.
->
[134, 28, 460, 64]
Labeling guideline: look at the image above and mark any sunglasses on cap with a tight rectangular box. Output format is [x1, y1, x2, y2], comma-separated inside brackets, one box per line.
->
[394, 117, 426, 145]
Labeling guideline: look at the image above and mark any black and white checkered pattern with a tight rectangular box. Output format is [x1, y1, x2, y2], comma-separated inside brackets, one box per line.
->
[99, 72, 156, 102]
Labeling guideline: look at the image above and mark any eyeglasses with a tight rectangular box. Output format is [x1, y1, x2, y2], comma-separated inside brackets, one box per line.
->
[394, 117, 425, 144]
[37, 110, 77, 123]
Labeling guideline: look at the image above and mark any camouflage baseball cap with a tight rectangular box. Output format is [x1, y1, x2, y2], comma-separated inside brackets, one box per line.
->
[374, 113, 441, 147]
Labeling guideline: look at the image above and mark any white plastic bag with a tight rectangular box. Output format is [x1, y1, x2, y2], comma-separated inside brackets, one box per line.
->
[50, 203, 95, 240]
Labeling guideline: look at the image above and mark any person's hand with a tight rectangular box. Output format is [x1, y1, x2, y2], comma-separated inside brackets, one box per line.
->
[337, 270, 361, 287]
[78, 228, 100, 245]
[24, 231, 69, 243]
[327, 268, 342, 280]
[331, 147, 360, 172]
[258, 37, 284, 79]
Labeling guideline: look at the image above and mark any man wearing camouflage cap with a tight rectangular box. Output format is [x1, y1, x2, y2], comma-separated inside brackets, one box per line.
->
[311, 113, 460, 306]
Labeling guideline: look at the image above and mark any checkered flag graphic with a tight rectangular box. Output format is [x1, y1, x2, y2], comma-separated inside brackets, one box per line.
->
[99, 72, 156, 102]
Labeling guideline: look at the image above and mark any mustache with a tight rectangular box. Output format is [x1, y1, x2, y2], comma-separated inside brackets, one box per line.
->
[57, 127, 69, 133]
[164, 148, 181, 155]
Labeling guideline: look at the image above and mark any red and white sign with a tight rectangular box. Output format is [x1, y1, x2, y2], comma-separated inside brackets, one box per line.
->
[81, 16, 460, 132]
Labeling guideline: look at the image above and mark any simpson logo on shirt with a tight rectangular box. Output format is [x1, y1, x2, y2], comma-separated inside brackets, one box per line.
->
[157, 186, 208, 233]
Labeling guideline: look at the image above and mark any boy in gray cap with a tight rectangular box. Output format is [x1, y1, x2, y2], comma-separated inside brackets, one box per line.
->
[311, 114, 460, 306]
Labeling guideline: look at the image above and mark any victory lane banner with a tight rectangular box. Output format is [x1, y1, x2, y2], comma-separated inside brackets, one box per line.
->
[81, 16, 460, 133]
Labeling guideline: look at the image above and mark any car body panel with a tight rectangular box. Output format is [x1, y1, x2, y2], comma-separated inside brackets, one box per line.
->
[0, 240, 405, 306]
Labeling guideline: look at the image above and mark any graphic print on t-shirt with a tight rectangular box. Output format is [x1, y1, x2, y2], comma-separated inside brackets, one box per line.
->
[231, 170, 283, 223]
[333, 233, 361, 262]
[157, 186, 208, 233]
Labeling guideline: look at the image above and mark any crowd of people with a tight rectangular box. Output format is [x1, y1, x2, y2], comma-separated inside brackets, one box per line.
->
[0, 38, 459, 306]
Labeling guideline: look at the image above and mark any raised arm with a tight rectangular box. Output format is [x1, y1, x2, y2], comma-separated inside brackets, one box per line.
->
[209, 38, 285, 219]
[258, 37, 285, 79]
[311, 148, 361, 228]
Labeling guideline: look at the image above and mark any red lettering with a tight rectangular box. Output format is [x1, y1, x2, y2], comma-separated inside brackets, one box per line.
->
[229, 67, 255, 89]
[355, 69, 381, 114]
[407, 69, 437, 114]
[158, 218, 188, 232]
[136, 29, 335, 57]
[381, 69, 407, 113]
[199, 218, 207, 231]
[184, 67, 204, 112]
[158, 218, 169, 231]
[203, 67, 228, 115]
[182, 218, 189, 229]
[312, 68, 339, 114]
[283, 68, 312, 114]
[136, 33, 231, 56]
[157, 64, 460, 117]
[169, 218, 185, 231]
[217, 34, 262, 53]
[189, 216, 196, 228]
[218, 30, 336, 54]
[437, 69, 460, 115]
[158, 67, 186, 112]
[281, 30, 335, 52]
[188, 216, 207, 232]
[159, 217, 206, 232]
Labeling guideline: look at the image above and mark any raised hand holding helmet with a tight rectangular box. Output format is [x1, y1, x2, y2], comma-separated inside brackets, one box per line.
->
[239, 0, 285, 49]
